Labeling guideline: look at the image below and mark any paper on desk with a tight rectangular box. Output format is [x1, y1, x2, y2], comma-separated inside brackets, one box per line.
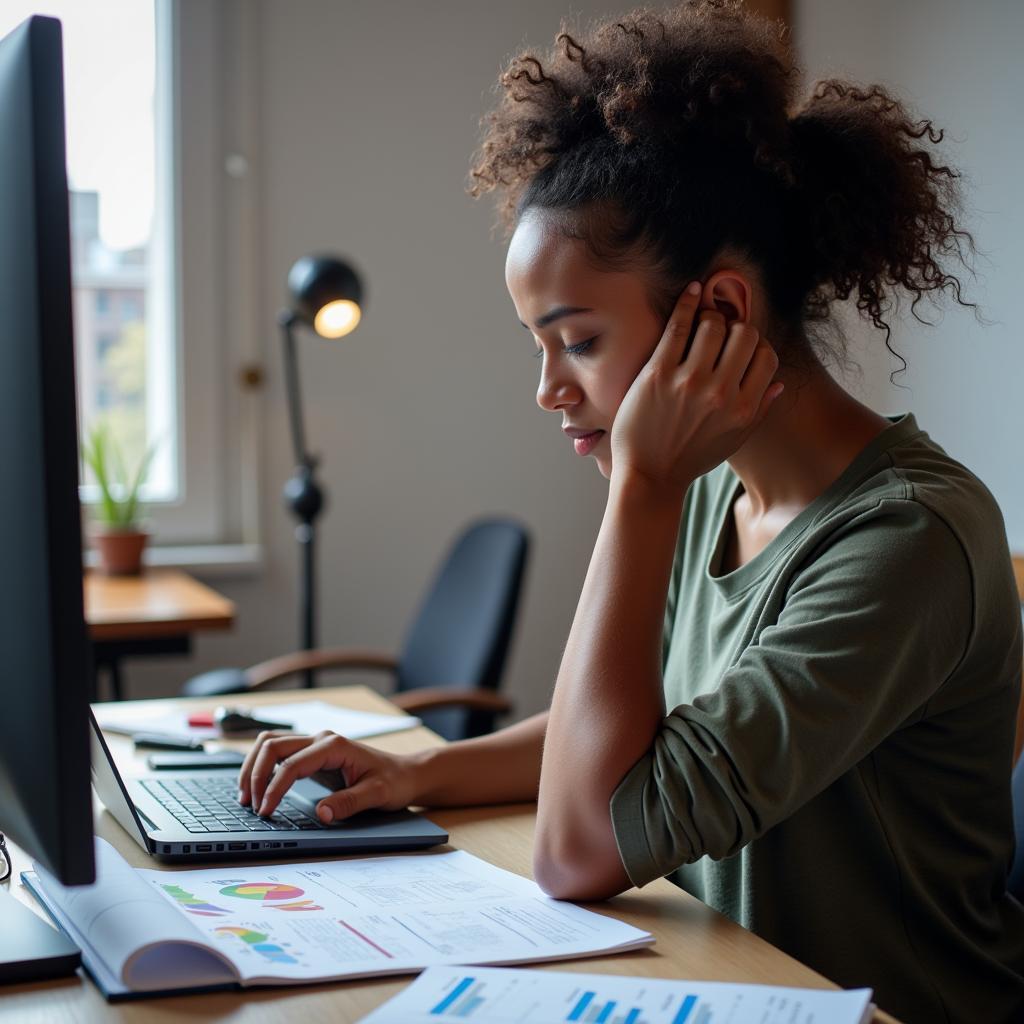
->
[357, 965, 876, 1024]
[136, 847, 653, 983]
[93, 699, 420, 742]
[29, 838, 653, 994]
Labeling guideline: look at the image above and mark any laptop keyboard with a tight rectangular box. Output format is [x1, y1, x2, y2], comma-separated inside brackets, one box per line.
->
[140, 777, 325, 833]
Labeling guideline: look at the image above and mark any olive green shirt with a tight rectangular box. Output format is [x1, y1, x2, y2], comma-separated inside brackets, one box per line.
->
[609, 413, 1024, 1023]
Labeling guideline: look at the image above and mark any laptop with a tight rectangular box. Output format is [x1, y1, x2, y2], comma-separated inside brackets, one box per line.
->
[89, 712, 448, 861]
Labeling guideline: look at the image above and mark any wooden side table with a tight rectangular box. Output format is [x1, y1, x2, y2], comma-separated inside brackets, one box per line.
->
[84, 569, 236, 700]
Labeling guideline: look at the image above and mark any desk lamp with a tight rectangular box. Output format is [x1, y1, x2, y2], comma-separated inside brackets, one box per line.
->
[279, 254, 364, 687]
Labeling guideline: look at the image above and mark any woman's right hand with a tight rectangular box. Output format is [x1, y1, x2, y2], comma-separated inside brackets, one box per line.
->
[610, 283, 782, 495]
[237, 730, 419, 824]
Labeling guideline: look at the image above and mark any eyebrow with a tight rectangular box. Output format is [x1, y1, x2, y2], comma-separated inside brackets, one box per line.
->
[518, 305, 595, 331]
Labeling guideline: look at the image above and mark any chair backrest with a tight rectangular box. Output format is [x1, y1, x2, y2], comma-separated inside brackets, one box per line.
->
[397, 517, 529, 741]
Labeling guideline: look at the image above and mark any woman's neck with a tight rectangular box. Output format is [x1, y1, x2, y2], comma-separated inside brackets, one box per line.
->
[727, 357, 892, 517]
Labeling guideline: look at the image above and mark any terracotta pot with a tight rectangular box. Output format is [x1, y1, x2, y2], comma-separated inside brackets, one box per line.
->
[93, 529, 149, 576]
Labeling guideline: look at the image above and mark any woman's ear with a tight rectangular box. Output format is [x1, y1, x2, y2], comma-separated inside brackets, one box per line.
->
[701, 270, 753, 324]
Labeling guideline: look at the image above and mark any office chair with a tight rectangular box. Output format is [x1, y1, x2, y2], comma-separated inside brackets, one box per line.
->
[181, 518, 530, 741]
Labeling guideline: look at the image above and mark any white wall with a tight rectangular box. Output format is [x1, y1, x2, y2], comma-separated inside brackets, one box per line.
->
[128, 1, 1024, 708]
[796, 0, 1024, 548]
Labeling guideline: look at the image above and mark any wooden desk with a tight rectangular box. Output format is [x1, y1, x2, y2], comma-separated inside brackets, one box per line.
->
[1, 686, 900, 1023]
[84, 569, 236, 701]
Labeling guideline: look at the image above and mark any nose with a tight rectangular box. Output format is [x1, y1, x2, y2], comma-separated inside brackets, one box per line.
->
[536, 356, 583, 413]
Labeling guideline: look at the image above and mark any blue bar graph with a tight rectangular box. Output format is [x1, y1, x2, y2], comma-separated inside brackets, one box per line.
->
[568, 992, 596, 1021]
[595, 1002, 617, 1023]
[623, 1010, 641, 1024]
[432, 977, 475, 1015]
[672, 996, 698, 1024]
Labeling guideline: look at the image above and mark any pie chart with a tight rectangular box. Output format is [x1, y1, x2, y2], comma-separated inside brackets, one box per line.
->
[219, 882, 305, 902]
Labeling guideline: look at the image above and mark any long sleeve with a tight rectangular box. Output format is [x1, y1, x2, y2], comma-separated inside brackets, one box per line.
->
[609, 498, 973, 886]
[606, 416, 1024, 1022]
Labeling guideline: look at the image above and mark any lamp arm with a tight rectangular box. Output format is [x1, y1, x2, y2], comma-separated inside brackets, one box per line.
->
[279, 309, 323, 676]
[279, 310, 312, 468]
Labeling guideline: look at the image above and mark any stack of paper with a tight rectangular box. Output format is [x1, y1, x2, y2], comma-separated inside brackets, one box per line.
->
[93, 699, 420, 742]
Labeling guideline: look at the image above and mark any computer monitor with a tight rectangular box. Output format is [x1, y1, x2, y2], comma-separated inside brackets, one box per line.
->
[0, 14, 95, 888]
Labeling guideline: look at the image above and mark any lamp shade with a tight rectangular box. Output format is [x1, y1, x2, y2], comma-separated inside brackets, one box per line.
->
[287, 254, 364, 339]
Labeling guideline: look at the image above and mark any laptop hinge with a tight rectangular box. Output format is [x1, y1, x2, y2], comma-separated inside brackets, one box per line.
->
[88, 711, 154, 851]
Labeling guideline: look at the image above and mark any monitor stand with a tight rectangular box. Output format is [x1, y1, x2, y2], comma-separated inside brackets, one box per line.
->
[0, 889, 80, 984]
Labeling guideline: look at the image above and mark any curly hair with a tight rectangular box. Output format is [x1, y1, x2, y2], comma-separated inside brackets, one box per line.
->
[467, 0, 975, 371]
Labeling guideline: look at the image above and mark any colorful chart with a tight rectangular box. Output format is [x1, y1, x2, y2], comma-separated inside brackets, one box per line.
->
[269, 898, 323, 912]
[215, 926, 298, 965]
[160, 883, 231, 917]
[219, 882, 305, 902]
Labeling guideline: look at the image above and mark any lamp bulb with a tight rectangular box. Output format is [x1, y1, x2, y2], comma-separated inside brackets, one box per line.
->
[314, 299, 361, 339]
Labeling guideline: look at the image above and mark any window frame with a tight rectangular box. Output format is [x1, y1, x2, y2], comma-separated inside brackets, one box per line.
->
[94, 0, 263, 551]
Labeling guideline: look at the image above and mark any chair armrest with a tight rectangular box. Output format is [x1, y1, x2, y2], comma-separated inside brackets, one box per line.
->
[389, 688, 513, 716]
[246, 648, 399, 689]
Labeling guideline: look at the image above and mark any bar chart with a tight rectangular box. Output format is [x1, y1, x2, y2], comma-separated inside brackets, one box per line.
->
[563, 985, 708, 1023]
[428, 973, 711, 1023]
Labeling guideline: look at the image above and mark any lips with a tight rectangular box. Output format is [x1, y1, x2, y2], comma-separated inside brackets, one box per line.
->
[563, 426, 605, 456]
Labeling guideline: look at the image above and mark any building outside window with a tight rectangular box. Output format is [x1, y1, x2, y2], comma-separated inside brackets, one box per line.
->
[72, 191, 150, 476]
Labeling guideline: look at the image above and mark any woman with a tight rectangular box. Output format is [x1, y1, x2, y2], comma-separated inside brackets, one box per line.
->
[239, 3, 1024, 1019]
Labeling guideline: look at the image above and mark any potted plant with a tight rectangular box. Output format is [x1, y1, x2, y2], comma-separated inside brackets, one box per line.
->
[80, 422, 157, 575]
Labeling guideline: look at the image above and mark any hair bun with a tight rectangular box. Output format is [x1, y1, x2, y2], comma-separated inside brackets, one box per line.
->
[787, 80, 973, 342]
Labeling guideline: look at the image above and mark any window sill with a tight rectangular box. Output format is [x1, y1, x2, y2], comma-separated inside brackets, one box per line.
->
[83, 542, 264, 579]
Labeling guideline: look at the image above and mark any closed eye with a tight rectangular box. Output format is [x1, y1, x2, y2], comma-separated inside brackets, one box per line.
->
[533, 336, 599, 359]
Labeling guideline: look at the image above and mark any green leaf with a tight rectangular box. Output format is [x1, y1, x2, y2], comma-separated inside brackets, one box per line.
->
[80, 419, 159, 530]
[123, 439, 157, 527]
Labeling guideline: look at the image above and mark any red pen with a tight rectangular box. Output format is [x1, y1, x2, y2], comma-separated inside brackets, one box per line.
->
[187, 711, 215, 728]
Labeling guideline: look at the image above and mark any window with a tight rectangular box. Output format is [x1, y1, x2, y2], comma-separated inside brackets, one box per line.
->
[0, 1, 177, 502]
[0, 1, 262, 550]
[120, 294, 142, 321]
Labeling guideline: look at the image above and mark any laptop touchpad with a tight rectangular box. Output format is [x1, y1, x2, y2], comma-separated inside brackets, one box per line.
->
[290, 775, 337, 808]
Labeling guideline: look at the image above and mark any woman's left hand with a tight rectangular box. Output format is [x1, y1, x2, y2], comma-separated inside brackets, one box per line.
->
[610, 282, 783, 494]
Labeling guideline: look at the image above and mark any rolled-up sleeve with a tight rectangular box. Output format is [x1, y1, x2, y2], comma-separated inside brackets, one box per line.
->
[610, 500, 973, 889]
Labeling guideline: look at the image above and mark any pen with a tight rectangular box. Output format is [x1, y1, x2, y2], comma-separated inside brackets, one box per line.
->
[131, 732, 206, 752]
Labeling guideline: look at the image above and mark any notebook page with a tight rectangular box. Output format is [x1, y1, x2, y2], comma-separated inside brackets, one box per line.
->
[32, 837, 235, 991]
[135, 849, 653, 985]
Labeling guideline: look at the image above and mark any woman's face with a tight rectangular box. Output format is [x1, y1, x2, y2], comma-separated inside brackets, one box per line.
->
[504, 211, 665, 478]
